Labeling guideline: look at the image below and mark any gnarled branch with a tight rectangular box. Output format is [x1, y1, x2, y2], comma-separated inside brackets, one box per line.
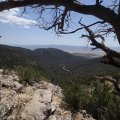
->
[95, 75, 120, 95]
[80, 22, 120, 67]
[0, 0, 120, 43]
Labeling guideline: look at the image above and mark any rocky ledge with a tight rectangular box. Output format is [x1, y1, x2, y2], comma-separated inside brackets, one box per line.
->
[0, 69, 95, 120]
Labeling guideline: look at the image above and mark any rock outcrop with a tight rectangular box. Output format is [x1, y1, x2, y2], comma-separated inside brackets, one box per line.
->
[0, 69, 95, 120]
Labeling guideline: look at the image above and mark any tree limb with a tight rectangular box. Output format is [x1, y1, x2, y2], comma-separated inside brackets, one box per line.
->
[0, 0, 117, 25]
[80, 23, 120, 67]
[60, 21, 105, 34]
[95, 75, 120, 95]
[0, 0, 120, 43]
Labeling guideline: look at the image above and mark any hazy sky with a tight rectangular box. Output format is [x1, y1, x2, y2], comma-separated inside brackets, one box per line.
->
[0, 0, 119, 47]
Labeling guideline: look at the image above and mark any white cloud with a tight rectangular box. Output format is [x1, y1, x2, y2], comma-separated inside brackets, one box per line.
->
[0, 8, 37, 28]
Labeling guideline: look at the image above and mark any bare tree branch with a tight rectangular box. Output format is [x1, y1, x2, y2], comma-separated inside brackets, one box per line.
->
[0, 0, 117, 25]
[95, 75, 120, 95]
[96, 0, 103, 6]
[0, 0, 120, 43]
[80, 22, 120, 67]
[60, 21, 105, 34]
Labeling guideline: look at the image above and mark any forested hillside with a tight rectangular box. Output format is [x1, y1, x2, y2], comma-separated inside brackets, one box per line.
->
[0, 44, 86, 84]
[0, 44, 120, 85]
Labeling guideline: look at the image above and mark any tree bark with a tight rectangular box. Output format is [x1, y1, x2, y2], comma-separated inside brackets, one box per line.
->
[113, 22, 120, 44]
[0, 1, 117, 23]
[91, 38, 120, 67]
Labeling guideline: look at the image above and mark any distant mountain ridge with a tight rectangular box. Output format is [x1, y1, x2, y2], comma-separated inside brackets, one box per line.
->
[16, 44, 104, 53]
[0, 44, 119, 85]
[0, 44, 87, 84]
[0, 44, 86, 69]
[15, 44, 120, 56]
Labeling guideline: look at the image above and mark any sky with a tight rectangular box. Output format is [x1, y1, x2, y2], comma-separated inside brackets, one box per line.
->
[0, 0, 119, 47]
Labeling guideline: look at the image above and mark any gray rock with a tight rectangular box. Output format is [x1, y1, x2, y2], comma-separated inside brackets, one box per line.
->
[0, 69, 95, 120]
[0, 69, 3, 74]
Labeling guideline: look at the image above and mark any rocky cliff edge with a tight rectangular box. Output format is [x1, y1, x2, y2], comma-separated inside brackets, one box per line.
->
[0, 69, 95, 120]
